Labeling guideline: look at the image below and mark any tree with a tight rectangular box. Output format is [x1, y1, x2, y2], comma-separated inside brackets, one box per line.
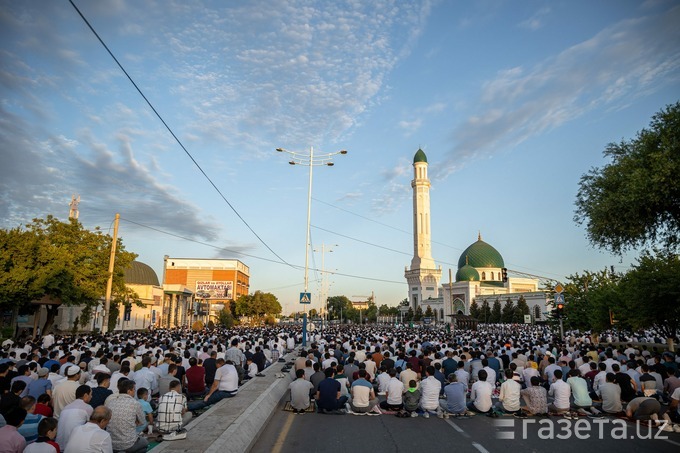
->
[234, 291, 282, 324]
[414, 306, 423, 322]
[514, 296, 530, 323]
[424, 305, 434, 318]
[619, 249, 680, 340]
[217, 308, 235, 328]
[533, 304, 541, 321]
[0, 216, 137, 333]
[479, 300, 491, 323]
[575, 102, 680, 254]
[555, 270, 622, 332]
[501, 299, 514, 323]
[490, 299, 502, 323]
[327, 296, 352, 321]
[469, 299, 480, 319]
[405, 307, 414, 322]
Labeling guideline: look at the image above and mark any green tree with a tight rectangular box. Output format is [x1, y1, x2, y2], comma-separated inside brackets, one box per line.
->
[405, 307, 414, 322]
[501, 299, 514, 323]
[217, 308, 235, 328]
[414, 306, 423, 321]
[327, 295, 352, 321]
[490, 299, 502, 323]
[479, 300, 491, 323]
[234, 291, 282, 324]
[514, 296, 530, 323]
[619, 249, 680, 340]
[533, 304, 541, 321]
[424, 305, 434, 318]
[0, 216, 137, 333]
[575, 102, 680, 254]
[555, 270, 621, 332]
[469, 299, 480, 319]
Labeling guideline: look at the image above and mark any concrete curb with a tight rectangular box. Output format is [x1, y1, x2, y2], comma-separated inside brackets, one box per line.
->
[152, 350, 296, 453]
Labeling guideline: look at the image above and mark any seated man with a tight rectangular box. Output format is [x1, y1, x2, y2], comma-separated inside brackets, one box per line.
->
[419, 366, 442, 418]
[288, 369, 314, 414]
[440, 373, 466, 417]
[204, 359, 238, 405]
[595, 373, 623, 415]
[65, 406, 113, 453]
[350, 370, 381, 415]
[548, 370, 571, 415]
[467, 369, 493, 414]
[521, 376, 548, 415]
[315, 367, 348, 414]
[157, 380, 191, 433]
[496, 369, 521, 414]
[567, 369, 599, 416]
[379, 368, 404, 412]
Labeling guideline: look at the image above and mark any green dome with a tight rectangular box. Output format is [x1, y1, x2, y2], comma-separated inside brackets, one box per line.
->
[124, 261, 160, 286]
[457, 235, 505, 269]
[413, 148, 427, 164]
[456, 264, 480, 282]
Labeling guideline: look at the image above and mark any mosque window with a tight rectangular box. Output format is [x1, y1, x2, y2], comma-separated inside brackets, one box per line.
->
[481, 272, 486, 280]
[489, 273, 494, 280]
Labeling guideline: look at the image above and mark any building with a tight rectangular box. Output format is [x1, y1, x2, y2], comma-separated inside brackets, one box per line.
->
[404, 149, 442, 311]
[404, 148, 548, 324]
[163, 257, 250, 327]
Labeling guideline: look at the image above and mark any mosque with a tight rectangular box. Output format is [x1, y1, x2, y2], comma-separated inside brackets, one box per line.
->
[404, 149, 549, 325]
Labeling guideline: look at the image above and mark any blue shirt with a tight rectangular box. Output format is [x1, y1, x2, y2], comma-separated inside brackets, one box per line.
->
[443, 382, 467, 413]
[27, 378, 52, 400]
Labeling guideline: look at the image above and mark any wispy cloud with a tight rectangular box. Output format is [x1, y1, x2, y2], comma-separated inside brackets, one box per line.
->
[518, 7, 551, 30]
[434, 5, 680, 180]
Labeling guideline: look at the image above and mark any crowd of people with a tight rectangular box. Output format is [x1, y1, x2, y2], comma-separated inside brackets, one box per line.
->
[0, 327, 297, 452]
[0, 323, 679, 453]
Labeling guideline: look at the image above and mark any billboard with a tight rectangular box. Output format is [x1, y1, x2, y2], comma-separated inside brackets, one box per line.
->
[195, 281, 233, 299]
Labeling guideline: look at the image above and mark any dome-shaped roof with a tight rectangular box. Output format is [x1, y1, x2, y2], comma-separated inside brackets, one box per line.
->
[457, 234, 505, 269]
[456, 263, 480, 282]
[124, 261, 160, 286]
[413, 148, 427, 164]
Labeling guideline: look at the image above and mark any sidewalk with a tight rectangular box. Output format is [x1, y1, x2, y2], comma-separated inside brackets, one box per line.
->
[152, 351, 296, 453]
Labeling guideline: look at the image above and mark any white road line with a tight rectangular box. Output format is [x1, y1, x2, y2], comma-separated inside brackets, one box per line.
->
[472, 442, 490, 453]
[445, 419, 470, 438]
[664, 439, 680, 447]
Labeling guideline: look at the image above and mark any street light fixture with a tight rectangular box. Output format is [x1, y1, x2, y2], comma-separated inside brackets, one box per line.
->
[276, 146, 347, 345]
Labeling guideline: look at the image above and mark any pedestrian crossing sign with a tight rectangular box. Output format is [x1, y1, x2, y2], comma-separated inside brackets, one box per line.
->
[300, 292, 311, 304]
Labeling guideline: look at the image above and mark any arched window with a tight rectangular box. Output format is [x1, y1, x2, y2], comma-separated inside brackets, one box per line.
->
[489, 272, 494, 280]
[481, 271, 486, 280]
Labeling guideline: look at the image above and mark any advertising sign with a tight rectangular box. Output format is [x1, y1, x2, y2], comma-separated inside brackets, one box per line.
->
[195, 281, 233, 299]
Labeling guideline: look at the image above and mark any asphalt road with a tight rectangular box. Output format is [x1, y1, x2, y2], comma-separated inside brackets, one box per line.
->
[252, 402, 680, 453]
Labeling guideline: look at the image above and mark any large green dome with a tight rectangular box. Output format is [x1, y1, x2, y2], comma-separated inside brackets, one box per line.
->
[457, 235, 505, 269]
[413, 148, 427, 163]
[456, 264, 480, 282]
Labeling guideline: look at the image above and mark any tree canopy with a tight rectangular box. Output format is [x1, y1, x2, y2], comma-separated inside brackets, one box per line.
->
[575, 102, 680, 254]
[0, 215, 137, 332]
[234, 291, 281, 323]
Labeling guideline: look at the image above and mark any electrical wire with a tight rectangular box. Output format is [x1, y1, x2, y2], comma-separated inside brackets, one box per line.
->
[68, 0, 291, 268]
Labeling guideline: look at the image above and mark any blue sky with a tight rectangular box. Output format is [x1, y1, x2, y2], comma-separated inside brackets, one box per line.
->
[2, 0, 679, 315]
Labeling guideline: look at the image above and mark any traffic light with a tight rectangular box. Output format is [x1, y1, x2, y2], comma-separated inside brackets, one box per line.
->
[556, 303, 564, 319]
[501, 267, 508, 282]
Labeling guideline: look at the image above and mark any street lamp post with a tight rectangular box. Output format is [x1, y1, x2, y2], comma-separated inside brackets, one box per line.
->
[314, 243, 337, 331]
[276, 146, 347, 346]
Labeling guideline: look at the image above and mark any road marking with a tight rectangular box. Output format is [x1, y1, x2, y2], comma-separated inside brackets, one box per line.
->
[270, 412, 296, 453]
[472, 442, 490, 453]
[664, 439, 680, 447]
[445, 419, 470, 438]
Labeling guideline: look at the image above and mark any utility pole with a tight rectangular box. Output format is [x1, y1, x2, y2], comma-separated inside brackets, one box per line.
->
[101, 213, 120, 334]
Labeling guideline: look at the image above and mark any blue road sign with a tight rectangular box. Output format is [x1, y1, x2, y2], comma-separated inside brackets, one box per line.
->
[300, 292, 311, 304]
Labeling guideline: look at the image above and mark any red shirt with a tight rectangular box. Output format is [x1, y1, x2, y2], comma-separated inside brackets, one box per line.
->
[185, 366, 206, 393]
[34, 403, 53, 417]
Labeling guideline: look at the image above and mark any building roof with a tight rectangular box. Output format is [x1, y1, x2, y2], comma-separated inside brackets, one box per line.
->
[457, 234, 505, 269]
[455, 263, 480, 282]
[124, 261, 160, 286]
[413, 148, 427, 164]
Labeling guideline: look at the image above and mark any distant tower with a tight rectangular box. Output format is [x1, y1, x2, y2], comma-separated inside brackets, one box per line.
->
[69, 194, 80, 219]
[405, 149, 441, 311]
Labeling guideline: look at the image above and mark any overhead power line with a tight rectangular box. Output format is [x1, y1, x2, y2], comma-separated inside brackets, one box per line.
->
[68, 0, 290, 268]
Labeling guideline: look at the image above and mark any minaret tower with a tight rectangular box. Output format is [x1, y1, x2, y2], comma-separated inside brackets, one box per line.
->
[405, 149, 441, 311]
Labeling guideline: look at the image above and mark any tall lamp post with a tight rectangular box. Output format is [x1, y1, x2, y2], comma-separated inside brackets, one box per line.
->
[314, 243, 337, 331]
[276, 146, 347, 346]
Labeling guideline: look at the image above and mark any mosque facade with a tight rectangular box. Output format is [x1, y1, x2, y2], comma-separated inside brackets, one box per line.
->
[405, 149, 549, 324]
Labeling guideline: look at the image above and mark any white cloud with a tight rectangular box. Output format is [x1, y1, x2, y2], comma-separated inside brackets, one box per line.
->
[518, 7, 551, 30]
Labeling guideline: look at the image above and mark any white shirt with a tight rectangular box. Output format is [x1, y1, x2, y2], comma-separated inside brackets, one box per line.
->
[499, 379, 522, 411]
[385, 377, 404, 405]
[56, 399, 93, 449]
[215, 364, 239, 392]
[133, 367, 158, 395]
[65, 422, 113, 453]
[483, 366, 496, 384]
[549, 379, 571, 410]
[419, 376, 442, 411]
[376, 372, 391, 393]
[593, 371, 607, 390]
[454, 369, 470, 388]
[470, 381, 493, 412]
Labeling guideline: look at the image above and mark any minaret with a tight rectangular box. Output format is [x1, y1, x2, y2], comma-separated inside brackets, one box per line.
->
[405, 149, 442, 311]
